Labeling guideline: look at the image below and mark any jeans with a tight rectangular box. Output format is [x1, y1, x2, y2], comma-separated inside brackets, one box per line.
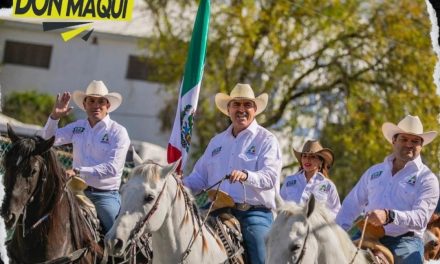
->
[379, 234, 424, 264]
[232, 208, 273, 264]
[84, 189, 120, 234]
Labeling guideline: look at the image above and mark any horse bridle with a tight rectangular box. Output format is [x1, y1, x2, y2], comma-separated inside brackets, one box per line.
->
[293, 224, 310, 264]
[127, 175, 170, 242]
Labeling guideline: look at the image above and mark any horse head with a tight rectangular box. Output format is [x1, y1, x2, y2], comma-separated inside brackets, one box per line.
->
[0, 124, 56, 229]
[266, 195, 316, 264]
[105, 152, 179, 256]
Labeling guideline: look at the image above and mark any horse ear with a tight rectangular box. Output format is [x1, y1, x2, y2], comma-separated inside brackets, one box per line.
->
[7, 123, 20, 142]
[305, 194, 316, 218]
[160, 158, 181, 179]
[35, 136, 55, 154]
[132, 146, 143, 166]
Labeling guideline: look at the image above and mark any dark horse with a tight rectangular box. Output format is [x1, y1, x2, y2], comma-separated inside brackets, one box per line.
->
[1, 125, 103, 263]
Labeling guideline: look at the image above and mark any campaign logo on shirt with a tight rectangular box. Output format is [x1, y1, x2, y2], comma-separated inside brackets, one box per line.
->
[100, 133, 110, 144]
[212, 146, 222, 157]
[73, 127, 85, 134]
[286, 179, 297, 187]
[406, 175, 417, 186]
[370, 170, 383, 180]
[318, 183, 330, 193]
[246, 145, 257, 155]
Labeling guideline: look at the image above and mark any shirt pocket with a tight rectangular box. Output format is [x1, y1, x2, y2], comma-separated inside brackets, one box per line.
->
[396, 181, 416, 208]
[238, 153, 258, 171]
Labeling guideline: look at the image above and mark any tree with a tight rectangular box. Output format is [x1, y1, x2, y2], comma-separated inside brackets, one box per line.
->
[3, 90, 75, 127]
[142, 0, 440, 195]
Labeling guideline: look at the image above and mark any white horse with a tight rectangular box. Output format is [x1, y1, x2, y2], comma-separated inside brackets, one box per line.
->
[104, 158, 228, 264]
[266, 195, 369, 264]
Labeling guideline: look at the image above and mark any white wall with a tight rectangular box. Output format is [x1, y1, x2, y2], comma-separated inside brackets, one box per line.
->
[0, 20, 171, 147]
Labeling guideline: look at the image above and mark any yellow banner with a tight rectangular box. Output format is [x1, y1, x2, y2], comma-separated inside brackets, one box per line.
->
[13, 0, 134, 21]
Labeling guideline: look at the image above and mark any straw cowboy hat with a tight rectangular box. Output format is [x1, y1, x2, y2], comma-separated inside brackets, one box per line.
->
[293, 140, 334, 169]
[382, 115, 437, 145]
[72, 80, 122, 112]
[214, 83, 268, 116]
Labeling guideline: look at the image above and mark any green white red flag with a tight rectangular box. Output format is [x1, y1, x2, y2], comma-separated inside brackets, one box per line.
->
[167, 0, 210, 171]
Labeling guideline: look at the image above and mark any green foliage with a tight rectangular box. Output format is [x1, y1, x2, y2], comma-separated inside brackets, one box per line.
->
[3, 90, 75, 127]
[142, 0, 440, 197]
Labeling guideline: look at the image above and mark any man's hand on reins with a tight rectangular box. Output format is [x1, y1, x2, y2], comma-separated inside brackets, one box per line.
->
[367, 209, 388, 226]
[229, 170, 248, 183]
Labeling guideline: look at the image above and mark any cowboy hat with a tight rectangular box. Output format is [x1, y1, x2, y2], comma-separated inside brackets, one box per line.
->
[214, 83, 268, 116]
[72, 80, 122, 112]
[382, 115, 437, 145]
[293, 140, 334, 168]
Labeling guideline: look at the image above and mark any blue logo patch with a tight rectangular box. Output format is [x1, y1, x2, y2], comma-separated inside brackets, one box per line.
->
[212, 146, 222, 157]
[100, 133, 109, 144]
[73, 127, 85, 134]
[286, 180, 297, 187]
[246, 146, 256, 155]
[370, 171, 383, 180]
[406, 175, 416, 185]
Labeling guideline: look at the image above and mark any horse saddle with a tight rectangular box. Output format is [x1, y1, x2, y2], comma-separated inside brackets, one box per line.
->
[207, 189, 235, 211]
[207, 210, 246, 264]
[353, 218, 394, 264]
[67, 176, 96, 213]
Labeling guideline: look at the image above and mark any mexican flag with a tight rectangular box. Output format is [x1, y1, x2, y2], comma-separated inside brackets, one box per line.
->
[167, 0, 210, 171]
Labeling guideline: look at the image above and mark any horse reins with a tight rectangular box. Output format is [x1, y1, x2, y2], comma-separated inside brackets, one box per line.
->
[127, 175, 169, 242]
[180, 174, 231, 263]
[348, 214, 370, 264]
[293, 225, 310, 264]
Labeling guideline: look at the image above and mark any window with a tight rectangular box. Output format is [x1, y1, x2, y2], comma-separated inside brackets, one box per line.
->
[126, 55, 158, 81]
[3, 40, 52, 69]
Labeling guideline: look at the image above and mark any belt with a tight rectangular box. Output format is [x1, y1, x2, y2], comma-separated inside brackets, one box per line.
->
[233, 203, 268, 211]
[85, 186, 116, 192]
[383, 231, 414, 239]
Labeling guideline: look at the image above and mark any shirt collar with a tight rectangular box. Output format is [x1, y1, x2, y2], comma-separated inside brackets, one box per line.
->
[300, 170, 325, 182]
[90, 114, 111, 129]
[227, 119, 258, 137]
[384, 154, 423, 170]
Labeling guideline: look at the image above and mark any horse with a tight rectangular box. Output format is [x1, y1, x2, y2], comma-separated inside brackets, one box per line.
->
[265, 195, 369, 264]
[424, 213, 440, 260]
[104, 157, 229, 264]
[0, 124, 103, 263]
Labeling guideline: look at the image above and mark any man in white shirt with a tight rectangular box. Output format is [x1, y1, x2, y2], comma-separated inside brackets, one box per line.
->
[42, 80, 130, 234]
[183, 83, 282, 264]
[336, 115, 440, 264]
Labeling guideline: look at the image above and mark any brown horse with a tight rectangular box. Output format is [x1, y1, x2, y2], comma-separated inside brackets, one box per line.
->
[425, 213, 440, 260]
[0, 125, 103, 263]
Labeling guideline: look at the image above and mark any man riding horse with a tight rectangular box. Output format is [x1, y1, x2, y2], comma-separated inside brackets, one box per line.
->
[41, 80, 130, 234]
[182, 83, 282, 264]
[336, 115, 440, 264]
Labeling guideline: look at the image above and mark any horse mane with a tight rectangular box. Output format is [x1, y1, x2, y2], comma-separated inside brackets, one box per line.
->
[278, 201, 355, 258]
[130, 160, 222, 252]
[3, 136, 100, 256]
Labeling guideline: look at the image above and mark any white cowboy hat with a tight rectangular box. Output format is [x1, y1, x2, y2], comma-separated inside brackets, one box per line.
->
[382, 115, 438, 145]
[72, 80, 122, 112]
[214, 83, 268, 116]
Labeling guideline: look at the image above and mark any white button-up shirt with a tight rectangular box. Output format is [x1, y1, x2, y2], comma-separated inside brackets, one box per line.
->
[42, 115, 130, 190]
[183, 120, 282, 209]
[280, 171, 341, 217]
[336, 154, 439, 238]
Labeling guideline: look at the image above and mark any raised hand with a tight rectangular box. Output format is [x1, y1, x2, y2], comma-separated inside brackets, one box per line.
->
[50, 92, 73, 120]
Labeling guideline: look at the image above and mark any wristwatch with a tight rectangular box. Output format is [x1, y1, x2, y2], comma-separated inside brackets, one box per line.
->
[387, 210, 396, 224]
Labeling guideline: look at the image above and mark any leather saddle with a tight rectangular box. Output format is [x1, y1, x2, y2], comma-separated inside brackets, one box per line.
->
[352, 217, 394, 264]
[205, 190, 247, 264]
